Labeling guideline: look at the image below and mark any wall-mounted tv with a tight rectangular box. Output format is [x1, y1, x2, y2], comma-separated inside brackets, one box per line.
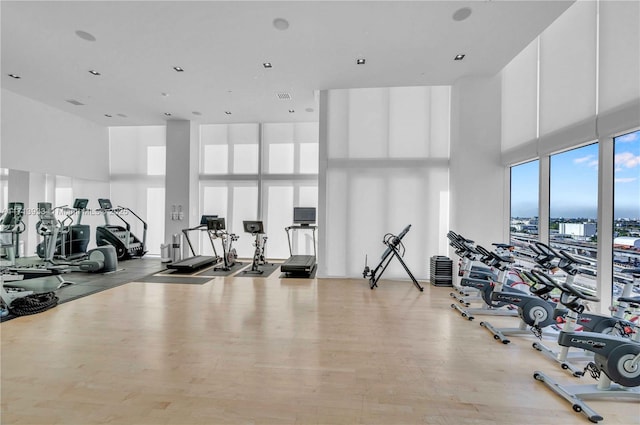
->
[293, 207, 316, 226]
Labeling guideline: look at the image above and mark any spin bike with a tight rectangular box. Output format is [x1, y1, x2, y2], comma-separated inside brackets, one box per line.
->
[243, 220, 269, 275]
[533, 276, 640, 423]
[208, 218, 239, 272]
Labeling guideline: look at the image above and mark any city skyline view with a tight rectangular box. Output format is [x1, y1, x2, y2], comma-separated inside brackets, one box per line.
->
[511, 130, 640, 220]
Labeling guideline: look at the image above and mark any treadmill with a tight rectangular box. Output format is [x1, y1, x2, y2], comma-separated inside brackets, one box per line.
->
[166, 215, 219, 272]
[281, 207, 317, 277]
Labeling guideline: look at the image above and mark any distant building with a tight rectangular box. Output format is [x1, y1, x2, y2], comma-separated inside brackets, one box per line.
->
[613, 237, 640, 249]
[559, 222, 596, 238]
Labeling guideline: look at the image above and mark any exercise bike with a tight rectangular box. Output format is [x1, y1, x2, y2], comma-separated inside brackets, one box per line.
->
[243, 221, 269, 275]
[530, 245, 636, 376]
[209, 218, 239, 272]
[533, 276, 640, 423]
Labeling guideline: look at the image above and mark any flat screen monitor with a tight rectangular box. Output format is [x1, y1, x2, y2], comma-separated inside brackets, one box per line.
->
[243, 220, 264, 234]
[293, 207, 316, 225]
[200, 215, 218, 226]
[207, 217, 226, 231]
[73, 198, 89, 210]
[98, 198, 113, 210]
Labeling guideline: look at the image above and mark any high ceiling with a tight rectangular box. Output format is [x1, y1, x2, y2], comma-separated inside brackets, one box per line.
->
[1, 1, 573, 126]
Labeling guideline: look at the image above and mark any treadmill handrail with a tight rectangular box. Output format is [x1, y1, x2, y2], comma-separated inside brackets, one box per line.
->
[284, 225, 317, 257]
[181, 224, 207, 257]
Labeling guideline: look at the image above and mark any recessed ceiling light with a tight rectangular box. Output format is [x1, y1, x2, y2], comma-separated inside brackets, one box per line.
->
[263, 62, 273, 68]
[104, 114, 112, 118]
[164, 112, 172, 116]
[75, 30, 96, 42]
[192, 111, 202, 116]
[117, 113, 127, 118]
[356, 58, 366, 65]
[452, 7, 472, 22]
[66, 99, 85, 106]
[89, 70, 101, 76]
[288, 109, 295, 113]
[225, 111, 232, 115]
[173, 66, 184, 72]
[8, 74, 21, 79]
[273, 18, 290, 30]
[305, 107, 314, 113]
[161, 92, 169, 97]
[454, 54, 465, 61]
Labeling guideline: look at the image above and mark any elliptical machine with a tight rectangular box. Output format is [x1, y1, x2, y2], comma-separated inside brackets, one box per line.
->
[36, 198, 90, 260]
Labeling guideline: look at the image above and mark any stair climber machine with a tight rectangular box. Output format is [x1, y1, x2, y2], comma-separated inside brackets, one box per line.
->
[166, 215, 220, 272]
[208, 218, 239, 272]
[243, 220, 269, 275]
[96, 198, 147, 260]
[363, 224, 423, 291]
[532, 274, 640, 423]
[281, 207, 317, 278]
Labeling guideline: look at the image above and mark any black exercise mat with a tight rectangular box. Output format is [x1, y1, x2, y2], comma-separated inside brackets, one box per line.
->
[236, 262, 280, 277]
[134, 275, 212, 284]
[196, 262, 247, 277]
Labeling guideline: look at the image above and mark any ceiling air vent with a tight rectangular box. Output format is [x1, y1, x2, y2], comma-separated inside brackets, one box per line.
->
[276, 92, 292, 100]
[66, 99, 85, 106]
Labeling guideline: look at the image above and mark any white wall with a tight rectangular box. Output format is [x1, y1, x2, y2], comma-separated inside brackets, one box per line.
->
[450, 76, 506, 251]
[1, 89, 109, 181]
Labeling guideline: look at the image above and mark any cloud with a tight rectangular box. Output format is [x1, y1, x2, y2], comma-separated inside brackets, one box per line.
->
[587, 160, 598, 169]
[615, 177, 637, 183]
[616, 132, 640, 144]
[574, 155, 595, 164]
[615, 152, 640, 168]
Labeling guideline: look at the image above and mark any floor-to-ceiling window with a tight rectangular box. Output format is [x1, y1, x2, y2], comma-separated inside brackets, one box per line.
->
[510, 160, 539, 256]
[613, 129, 640, 302]
[549, 143, 599, 291]
[109, 126, 166, 256]
[200, 122, 319, 260]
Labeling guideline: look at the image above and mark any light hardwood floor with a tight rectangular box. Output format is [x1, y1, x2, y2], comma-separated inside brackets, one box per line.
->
[1, 273, 639, 425]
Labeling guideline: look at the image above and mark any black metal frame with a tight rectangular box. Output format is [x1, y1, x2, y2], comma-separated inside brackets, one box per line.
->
[363, 224, 423, 291]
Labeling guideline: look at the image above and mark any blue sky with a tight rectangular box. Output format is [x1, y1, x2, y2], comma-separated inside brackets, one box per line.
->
[511, 130, 640, 219]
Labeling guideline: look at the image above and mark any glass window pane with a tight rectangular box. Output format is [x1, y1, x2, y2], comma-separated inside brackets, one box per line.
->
[299, 143, 319, 174]
[510, 160, 539, 257]
[613, 129, 640, 303]
[265, 185, 294, 259]
[203, 145, 229, 174]
[201, 185, 228, 255]
[147, 146, 166, 176]
[232, 144, 258, 174]
[550, 142, 599, 293]
[232, 185, 258, 258]
[268, 144, 294, 174]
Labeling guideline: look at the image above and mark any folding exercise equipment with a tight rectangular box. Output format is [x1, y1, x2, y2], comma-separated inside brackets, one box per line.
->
[363, 224, 423, 291]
